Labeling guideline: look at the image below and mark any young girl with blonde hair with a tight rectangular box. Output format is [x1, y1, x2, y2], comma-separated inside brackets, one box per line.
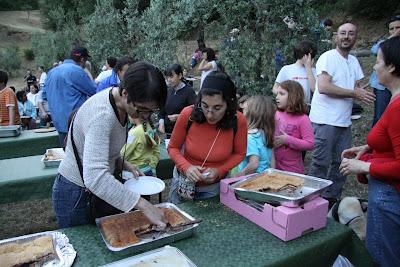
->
[238, 95, 276, 175]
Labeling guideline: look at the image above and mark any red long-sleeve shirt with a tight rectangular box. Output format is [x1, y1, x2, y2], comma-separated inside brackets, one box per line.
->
[368, 95, 400, 191]
[168, 106, 247, 185]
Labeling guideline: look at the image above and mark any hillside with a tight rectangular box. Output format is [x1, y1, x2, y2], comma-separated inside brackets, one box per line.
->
[0, 10, 45, 88]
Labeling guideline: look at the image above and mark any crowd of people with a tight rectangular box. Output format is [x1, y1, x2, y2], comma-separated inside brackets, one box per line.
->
[0, 16, 399, 267]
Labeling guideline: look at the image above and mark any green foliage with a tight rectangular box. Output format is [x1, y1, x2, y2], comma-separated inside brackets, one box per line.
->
[0, 0, 38, 11]
[83, 0, 128, 69]
[39, 0, 96, 30]
[132, 0, 181, 69]
[0, 47, 21, 76]
[23, 48, 35, 61]
[34, 0, 323, 95]
[312, 0, 400, 20]
[31, 21, 83, 69]
[348, 0, 399, 19]
[213, 0, 321, 94]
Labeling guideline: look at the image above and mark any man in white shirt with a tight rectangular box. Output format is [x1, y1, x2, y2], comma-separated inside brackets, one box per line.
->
[308, 22, 375, 203]
[273, 40, 317, 105]
[95, 56, 117, 84]
[38, 66, 47, 90]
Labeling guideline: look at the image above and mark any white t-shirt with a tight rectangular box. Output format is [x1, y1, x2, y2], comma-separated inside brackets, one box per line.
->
[95, 69, 113, 83]
[309, 49, 364, 127]
[39, 72, 47, 86]
[275, 63, 316, 104]
[27, 92, 40, 108]
[200, 61, 218, 89]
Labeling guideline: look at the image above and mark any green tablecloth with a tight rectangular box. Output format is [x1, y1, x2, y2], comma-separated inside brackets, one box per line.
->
[62, 198, 372, 267]
[0, 148, 172, 204]
[0, 130, 59, 160]
[0, 155, 58, 204]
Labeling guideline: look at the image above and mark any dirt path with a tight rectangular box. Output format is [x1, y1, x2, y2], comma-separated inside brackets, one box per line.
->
[0, 10, 45, 33]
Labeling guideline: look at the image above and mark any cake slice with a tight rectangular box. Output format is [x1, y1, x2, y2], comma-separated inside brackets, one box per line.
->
[0, 236, 55, 267]
[240, 173, 304, 192]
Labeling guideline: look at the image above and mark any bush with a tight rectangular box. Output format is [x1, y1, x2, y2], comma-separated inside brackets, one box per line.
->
[23, 48, 35, 61]
[0, 46, 21, 76]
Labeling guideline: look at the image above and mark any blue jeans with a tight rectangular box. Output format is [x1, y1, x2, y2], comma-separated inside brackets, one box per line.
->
[52, 174, 90, 228]
[169, 167, 220, 204]
[308, 124, 352, 199]
[366, 178, 400, 267]
[373, 88, 391, 127]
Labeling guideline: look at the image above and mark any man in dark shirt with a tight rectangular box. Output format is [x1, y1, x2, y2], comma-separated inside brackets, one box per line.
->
[24, 70, 37, 88]
[159, 64, 197, 137]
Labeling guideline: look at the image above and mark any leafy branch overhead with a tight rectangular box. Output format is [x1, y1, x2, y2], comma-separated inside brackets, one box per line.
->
[32, 0, 325, 94]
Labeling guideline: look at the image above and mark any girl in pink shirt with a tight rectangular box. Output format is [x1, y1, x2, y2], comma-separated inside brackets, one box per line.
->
[274, 80, 314, 174]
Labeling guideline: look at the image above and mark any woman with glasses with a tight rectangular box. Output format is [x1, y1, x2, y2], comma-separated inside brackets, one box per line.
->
[168, 71, 247, 204]
[340, 37, 400, 266]
[52, 62, 168, 229]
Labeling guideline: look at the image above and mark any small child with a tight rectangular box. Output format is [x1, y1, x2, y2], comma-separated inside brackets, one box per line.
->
[274, 80, 314, 174]
[237, 96, 276, 176]
[121, 117, 161, 177]
[16, 90, 37, 129]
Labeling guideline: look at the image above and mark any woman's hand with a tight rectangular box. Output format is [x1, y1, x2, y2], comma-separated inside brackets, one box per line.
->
[123, 161, 144, 178]
[167, 114, 179, 122]
[135, 198, 167, 230]
[341, 145, 369, 160]
[339, 158, 371, 176]
[185, 166, 204, 182]
[201, 168, 219, 183]
[302, 53, 313, 69]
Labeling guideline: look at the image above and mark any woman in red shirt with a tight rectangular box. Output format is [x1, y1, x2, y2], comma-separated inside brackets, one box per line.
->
[340, 36, 400, 267]
[168, 71, 247, 204]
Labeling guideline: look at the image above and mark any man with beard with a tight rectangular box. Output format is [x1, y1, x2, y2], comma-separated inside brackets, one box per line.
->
[308, 22, 375, 206]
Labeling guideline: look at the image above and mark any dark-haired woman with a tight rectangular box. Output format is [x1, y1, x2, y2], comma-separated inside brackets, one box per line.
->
[168, 71, 247, 204]
[198, 48, 218, 89]
[52, 62, 168, 229]
[340, 36, 400, 267]
[158, 64, 197, 137]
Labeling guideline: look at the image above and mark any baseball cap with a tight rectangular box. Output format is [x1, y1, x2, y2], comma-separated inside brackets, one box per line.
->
[70, 47, 91, 59]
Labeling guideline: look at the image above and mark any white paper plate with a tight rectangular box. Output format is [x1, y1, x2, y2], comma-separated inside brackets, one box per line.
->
[124, 175, 165, 195]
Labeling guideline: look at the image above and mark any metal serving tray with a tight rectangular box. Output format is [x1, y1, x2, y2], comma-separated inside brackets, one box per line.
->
[0, 125, 21, 138]
[41, 148, 65, 168]
[233, 169, 332, 207]
[96, 203, 199, 253]
[100, 245, 197, 267]
[0, 231, 76, 267]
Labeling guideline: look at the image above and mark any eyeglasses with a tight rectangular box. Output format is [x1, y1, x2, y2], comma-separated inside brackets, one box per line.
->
[133, 103, 159, 116]
[199, 102, 225, 114]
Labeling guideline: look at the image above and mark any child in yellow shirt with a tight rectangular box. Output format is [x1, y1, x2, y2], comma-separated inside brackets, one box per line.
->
[121, 117, 160, 176]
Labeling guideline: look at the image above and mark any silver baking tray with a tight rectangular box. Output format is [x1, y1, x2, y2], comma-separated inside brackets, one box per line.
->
[233, 168, 332, 207]
[41, 148, 65, 168]
[100, 245, 197, 267]
[0, 125, 21, 138]
[96, 203, 199, 253]
[0, 231, 76, 267]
